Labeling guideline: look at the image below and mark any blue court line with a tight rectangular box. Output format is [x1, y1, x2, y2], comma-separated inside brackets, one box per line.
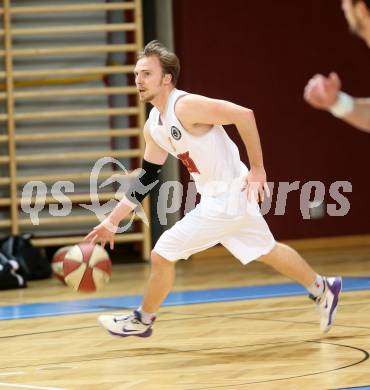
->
[338, 387, 370, 390]
[0, 276, 369, 321]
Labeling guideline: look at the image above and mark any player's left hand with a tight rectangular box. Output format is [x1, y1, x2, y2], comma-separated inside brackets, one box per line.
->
[242, 167, 270, 203]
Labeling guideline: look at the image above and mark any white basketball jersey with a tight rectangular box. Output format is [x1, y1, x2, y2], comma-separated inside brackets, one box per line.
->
[148, 88, 248, 196]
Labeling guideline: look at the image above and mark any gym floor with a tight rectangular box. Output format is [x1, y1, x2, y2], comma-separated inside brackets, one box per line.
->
[0, 242, 369, 390]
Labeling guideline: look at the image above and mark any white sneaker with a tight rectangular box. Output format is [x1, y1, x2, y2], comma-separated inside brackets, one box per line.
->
[310, 276, 342, 333]
[98, 310, 155, 337]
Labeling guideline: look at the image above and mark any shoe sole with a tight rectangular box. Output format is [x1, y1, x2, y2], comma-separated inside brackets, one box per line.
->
[108, 328, 153, 338]
[97, 315, 153, 338]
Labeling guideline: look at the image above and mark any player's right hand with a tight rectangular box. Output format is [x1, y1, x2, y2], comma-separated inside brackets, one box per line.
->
[84, 217, 118, 250]
[304, 72, 341, 110]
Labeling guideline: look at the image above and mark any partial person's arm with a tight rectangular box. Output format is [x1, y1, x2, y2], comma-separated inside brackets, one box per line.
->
[343, 99, 370, 132]
[304, 72, 370, 133]
[175, 94, 269, 202]
[84, 120, 168, 248]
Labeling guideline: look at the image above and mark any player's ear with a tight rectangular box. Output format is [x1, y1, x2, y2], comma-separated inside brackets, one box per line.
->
[163, 73, 172, 86]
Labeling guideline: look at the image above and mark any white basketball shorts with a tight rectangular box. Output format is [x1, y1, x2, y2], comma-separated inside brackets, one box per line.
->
[153, 191, 276, 264]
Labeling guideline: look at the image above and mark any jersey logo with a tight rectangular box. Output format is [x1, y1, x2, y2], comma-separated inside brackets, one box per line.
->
[171, 126, 182, 141]
[177, 151, 200, 174]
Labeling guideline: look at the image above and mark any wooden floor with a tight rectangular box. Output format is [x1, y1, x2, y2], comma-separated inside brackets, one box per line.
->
[0, 241, 370, 390]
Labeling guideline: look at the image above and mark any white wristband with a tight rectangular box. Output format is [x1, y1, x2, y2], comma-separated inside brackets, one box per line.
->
[329, 92, 354, 118]
[120, 195, 138, 210]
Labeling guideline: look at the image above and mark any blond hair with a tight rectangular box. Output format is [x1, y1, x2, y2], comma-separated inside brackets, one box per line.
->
[138, 40, 180, 86]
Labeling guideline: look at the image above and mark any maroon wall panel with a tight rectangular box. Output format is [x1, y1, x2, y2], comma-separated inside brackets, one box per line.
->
[172, 0, 370, 240]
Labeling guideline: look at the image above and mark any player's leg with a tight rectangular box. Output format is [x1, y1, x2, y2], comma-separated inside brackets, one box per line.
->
[98, 250, 174, 338]
[257, 243, 342, 333]
[98, 205, 221, 337]
[141, 250, 176, 313]
[221, 212, 342, 333]
[257, 242, 316, 287]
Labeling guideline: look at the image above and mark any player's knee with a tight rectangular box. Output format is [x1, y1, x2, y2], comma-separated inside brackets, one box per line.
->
[256, 243, 278, 263]
[150, 250, 173, 268]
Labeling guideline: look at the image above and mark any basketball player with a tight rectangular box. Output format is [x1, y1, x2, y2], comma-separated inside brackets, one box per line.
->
[85, 41, 342, 338]
[304, 0, 370, 133]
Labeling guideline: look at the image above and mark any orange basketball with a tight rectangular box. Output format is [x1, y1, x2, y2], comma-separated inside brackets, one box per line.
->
[63, 243, 112, 292]
[51, 245, 72, 284]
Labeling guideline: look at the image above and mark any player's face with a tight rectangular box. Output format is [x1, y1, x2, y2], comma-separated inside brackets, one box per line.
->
[134, 56, 168, 102]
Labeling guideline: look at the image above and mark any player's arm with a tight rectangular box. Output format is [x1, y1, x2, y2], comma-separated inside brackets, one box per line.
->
[108, 121, 168, 222]
[84, 121, 168, 248]
[176, 94, 268, 202]
[342, 99, 370, 132]
[304, 72, 370, 133]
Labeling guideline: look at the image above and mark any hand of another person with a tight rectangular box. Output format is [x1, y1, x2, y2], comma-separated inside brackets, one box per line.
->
[304, 72, 342, 110]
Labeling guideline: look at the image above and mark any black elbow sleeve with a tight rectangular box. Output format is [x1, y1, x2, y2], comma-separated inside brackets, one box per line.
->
[126, 159, 162, 204]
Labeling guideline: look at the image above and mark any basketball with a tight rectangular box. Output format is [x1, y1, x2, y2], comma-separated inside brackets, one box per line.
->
[63, 243, 112, 292]
[51, 245, 72, 284]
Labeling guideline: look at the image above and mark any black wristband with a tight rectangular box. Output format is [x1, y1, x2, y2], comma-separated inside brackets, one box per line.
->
[126, 159, 162, 205]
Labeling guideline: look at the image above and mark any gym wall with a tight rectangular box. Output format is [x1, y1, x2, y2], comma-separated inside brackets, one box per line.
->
[172, 0, 370, 240]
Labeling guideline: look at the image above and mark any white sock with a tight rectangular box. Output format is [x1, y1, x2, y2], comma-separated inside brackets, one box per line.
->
[138, 307, 156, 325]
[307, 275, 325, 298]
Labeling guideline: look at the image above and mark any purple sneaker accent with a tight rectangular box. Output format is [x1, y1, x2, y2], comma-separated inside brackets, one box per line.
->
[326, 277, 342, 327]
[315, 276, 342, 333]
